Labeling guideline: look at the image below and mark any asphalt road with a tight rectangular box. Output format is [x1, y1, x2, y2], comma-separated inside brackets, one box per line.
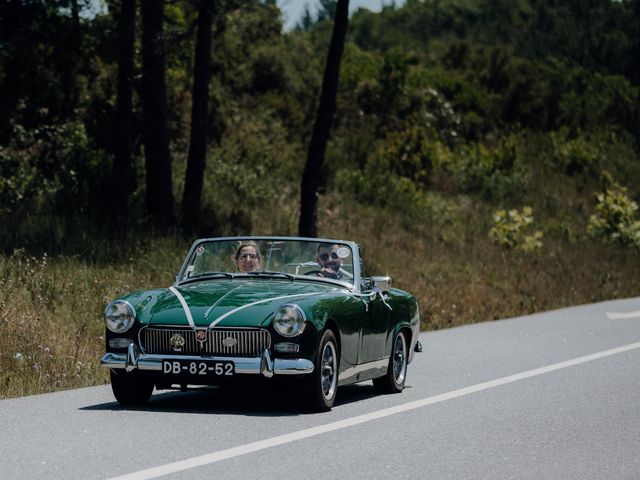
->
[2, 297, 639, 480]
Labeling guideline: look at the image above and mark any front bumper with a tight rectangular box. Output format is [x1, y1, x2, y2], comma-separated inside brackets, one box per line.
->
[101, 344, 314, 378]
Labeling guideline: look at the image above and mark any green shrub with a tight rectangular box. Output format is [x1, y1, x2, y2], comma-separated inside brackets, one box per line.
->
[340, 43, 382, 90]
[489, 206, 543, 251]
[201, 112, 299, 234]
[550, 133, 600, 176]
[334, 166, 456, 228]
[336, 169, 428, 212]
[546, 129, 640, 182]
[588, 181, 640, 248]
[0, 121, 110, 216]
[458, 136, 528, 201]
[378, 118, 434, 187]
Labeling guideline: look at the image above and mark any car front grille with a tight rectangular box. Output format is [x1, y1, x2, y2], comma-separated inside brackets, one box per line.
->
[140, 328, 271, 357]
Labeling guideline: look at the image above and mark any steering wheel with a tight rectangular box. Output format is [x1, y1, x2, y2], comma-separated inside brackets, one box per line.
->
[304, 270, 322, 276]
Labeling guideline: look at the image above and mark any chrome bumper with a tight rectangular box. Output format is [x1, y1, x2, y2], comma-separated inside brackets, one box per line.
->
[101, 344, 314, 378]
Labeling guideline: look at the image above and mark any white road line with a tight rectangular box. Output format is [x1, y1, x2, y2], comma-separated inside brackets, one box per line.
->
[107, 341, 640, 480]
[607, 310, 640, 320]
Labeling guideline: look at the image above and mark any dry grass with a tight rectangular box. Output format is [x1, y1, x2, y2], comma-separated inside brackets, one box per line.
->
[0, 239, 188, 399]
[316, 192, 640, 330]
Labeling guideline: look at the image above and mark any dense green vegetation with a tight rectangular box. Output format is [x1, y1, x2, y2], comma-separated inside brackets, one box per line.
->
[1, 0, 640, 398]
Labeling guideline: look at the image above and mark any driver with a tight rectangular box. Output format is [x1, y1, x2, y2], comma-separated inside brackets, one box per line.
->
[316, 243, 347, 280]
[235, 242, 262, 272]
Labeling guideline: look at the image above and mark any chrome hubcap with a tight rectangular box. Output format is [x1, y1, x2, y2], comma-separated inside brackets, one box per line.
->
[392, 334, 406, 385]
[320, 341, 337, 400]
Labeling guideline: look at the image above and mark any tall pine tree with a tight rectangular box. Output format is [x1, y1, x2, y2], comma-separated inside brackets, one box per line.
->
[142, 0, 175, 228]
[299, 0, 349, 237]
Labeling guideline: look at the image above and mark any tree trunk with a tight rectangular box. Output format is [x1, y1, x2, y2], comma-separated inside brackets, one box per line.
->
[0, 0, 24, 142]
[182, 0, 214, 232]
[298, 0, 349, 238]
[142, 0, 175, 228]
[110, 0, 136, 228]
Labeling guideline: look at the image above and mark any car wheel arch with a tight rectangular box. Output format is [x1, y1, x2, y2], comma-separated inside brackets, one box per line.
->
[323, 318, 341, 357]
[398, 325, 412, 347]
[391, 320, 411, 341]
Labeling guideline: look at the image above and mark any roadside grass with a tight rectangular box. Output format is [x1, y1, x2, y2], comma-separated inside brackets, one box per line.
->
[1, 190, 639, 399]
[0, 237, 188, 399]
[316, 193, 640, 331]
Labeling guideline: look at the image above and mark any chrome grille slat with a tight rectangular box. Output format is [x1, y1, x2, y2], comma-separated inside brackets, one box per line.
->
[141, 328, 271, 357]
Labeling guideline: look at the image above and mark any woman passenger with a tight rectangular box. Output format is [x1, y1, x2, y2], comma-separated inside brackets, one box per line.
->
[235, 242, 262, 272]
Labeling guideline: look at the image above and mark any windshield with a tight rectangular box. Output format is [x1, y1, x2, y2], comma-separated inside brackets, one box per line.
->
[180, 238, 355, 286]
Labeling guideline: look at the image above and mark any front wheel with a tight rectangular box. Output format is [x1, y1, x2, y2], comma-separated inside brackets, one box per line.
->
[373, 330, 408, 394]
[302, 329, 339, 412]
[110, 369, 154, 406]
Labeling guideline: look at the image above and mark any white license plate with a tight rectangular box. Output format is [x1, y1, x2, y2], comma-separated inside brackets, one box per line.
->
[161, 360, 235, 376]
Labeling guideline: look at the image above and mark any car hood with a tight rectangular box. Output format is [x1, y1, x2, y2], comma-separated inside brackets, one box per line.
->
[144, 279, 342, 328]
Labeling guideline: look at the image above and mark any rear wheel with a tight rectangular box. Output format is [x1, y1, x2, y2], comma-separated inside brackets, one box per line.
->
[303, 329, 339, 412]
[373, 330, 408, 394]
[110, 369, 154, 406]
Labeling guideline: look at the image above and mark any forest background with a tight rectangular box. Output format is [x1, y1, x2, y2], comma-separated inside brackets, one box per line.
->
[1, 0, 640, 398]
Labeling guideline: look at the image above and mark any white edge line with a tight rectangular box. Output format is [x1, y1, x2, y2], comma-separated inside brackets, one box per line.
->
[106, 340, 640, 480]
[169, 286, 195, 329]
[607, 311, 640, 320]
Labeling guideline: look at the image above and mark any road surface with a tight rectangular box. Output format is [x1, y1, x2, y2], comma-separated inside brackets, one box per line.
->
[1, 297, 639, 479]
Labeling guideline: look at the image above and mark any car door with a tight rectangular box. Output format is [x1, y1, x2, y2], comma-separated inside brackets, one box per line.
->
[358, 288, 390, 364]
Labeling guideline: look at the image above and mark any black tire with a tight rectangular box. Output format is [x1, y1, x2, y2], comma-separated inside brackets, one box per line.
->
[373, 330, 408, 394]
[110, 369, 154, 406]
[303, 329, 339, 412]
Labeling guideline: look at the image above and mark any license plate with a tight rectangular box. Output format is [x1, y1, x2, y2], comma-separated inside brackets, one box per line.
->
[161, 360, 235, 377]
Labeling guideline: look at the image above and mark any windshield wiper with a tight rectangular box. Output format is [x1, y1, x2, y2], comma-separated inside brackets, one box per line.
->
[246, 270, 295, 281]
[182, 271, 235, 283]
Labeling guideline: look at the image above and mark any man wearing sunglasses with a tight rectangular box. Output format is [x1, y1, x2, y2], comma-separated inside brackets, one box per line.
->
[316, 243, 346, 280]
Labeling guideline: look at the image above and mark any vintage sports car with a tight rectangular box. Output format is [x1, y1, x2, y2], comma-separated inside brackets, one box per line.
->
[101, 236, 421, 411]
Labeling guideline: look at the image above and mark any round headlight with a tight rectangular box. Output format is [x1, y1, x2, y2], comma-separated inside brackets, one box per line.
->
[273, 304, 306, 337]
[104, 300, 136, 333]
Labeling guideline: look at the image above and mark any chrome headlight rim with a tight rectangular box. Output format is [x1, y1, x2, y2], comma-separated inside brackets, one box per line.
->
[104, 299, 136, 333]
[273, 303, 306, 337]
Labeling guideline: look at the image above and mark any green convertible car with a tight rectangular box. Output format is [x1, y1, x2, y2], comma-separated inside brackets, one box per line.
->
[101, 236, 421, 411]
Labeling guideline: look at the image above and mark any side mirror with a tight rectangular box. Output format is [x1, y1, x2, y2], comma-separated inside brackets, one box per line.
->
[370, 275, 392, 293]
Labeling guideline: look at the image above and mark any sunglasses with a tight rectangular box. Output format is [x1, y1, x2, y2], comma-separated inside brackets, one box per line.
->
[319, 252, 340, 261]
[238, 254, 258, 260]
